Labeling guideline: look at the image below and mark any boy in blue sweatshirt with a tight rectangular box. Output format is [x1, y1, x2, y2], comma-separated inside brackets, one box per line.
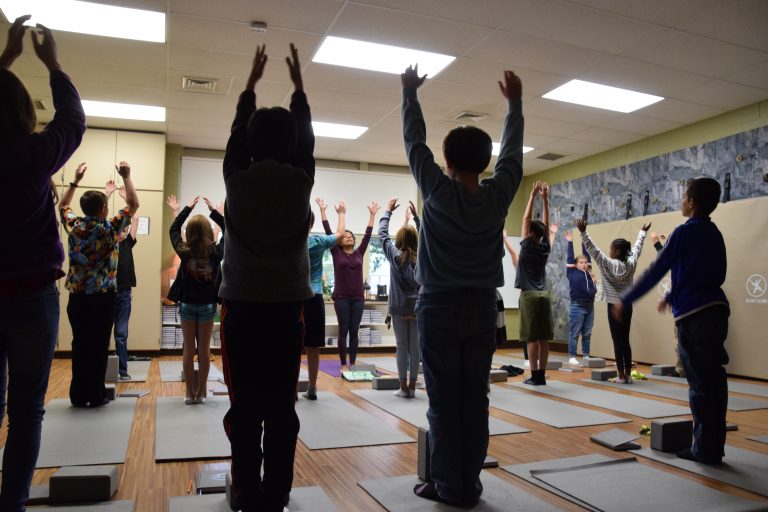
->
[401, 66, 523, 505]
[615, 177, 728, 464]
[564, 230, 597, 365]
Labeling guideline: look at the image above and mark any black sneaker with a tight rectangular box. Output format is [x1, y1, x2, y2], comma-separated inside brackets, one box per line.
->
[119, 374, 132, 381]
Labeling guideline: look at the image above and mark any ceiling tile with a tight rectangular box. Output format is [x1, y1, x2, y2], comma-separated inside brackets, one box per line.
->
[435, 58, 567, 97]
[724, 59, 768, 90]
[542, 137, 613, 156]
[569, 127, 645, 146]
[525, 98, 622, 126]
[566, 0, 722, 27]
[676, 0, 768, 52]
[525, 117, 590, 138]
[349, 0, 516, 29]
[637, 98, 724, 124]
[598, 115, 683, 136]
[683, 81, 768, 111]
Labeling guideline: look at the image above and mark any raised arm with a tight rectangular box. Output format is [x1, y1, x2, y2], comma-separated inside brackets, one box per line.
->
[379, 198, 400, 263]
[204, 197, 226, 234]
[628, 222, 651, 264]
[623, 227, 680, 306]
[650, 231, 666, 253]
[357, 202, 379, 255]
[548, 221, 557, 246]
[169, 196, 198, 255]
[118, 187, 140, 239]
[408, 200, 420, 231]
[60, 162, 86, 210]
[489, 70, 524, 208]
[541, 183, 550, 235]
[224, 45, 266, 182]
[286, 43, 315, 180]
[577, 218, 612, 271]
[316, 198, 334, 235]
[116, 162, 139, 217]
[503, 230, 518, 268]
[520, 181, 539, 239]
[333, 200, 346, 243]
[565, 230, 576, 266]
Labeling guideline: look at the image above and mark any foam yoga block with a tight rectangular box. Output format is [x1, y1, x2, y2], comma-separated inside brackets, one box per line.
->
[584, 358, 606, 368]
[225, 471, 239, 511]
[652, 364, 677, 376]
[197, 466, 228, 494]
[350, 363, 376, 374]
[591, 369, 618, 381]
[105, 383, 116, 401]
[417, 427, 430, 482]
[105, 355, 119, 382]
[489, 369, 508, 383]
[297, 379, 309, 392]
[651, 418, 693, 452]
[545, 361, 563, 370]
[49, 465, 118, 503]
[373, 376, 400, 390]
[483, 456, 499, 468]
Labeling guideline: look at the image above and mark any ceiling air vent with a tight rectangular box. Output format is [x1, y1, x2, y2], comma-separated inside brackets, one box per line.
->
[181, 76, 219, 93]
[452, 111, 488, 123]
[537, 152, 565, 161]
[32, 98, 48, 111]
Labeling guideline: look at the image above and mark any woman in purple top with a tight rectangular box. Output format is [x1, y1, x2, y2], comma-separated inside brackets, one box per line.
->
[324, 202, 380, 367]
[0, 17, 85, 510]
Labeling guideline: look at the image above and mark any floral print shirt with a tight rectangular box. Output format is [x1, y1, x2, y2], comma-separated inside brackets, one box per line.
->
[61, 206, 130, 294]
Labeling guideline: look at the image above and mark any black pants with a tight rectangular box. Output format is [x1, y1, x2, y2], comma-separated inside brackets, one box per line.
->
[67, 292, 116, 406]
[607, 303, 633, 373]
[678, 305, 729, 462]
[333, 298, 363, 365]
[221, 299, 303, 511]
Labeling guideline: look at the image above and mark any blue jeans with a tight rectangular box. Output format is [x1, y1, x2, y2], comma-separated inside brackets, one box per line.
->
[0, 283, 59, 511]
[568, 301, 594, 357]
[113, 288, 132, 376]
[416, 289, 497, 504]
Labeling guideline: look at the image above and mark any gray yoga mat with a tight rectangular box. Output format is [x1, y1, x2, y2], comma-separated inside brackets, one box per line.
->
[352, 389, 530, 435]
[155, 396, 231, 461]
[158, 361, 224, 382]
[748, 435, 768, 444]
[124, 360, 150, 382]
[530, 458, 767, 512]
[631, 445, 768, 497]
[647, 373, 768, 398]
[358, 357, 401, 375]
[0, 398, 136, 468]
[492, 354, 570, 368]
[502, 454, 616, 511]
[583, 378, 768, 411]
[488, 385, 629, 428]
[359, 472, 560, 511]
[169, 486, 336, 511]
[509, 381, 691, 418]
[295, 392, 414, 449]
[29, 501, 133, 511]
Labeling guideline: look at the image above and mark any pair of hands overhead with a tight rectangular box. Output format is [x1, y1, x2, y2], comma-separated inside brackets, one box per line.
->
[575, 218, 652, 234]
[401, 65, 522, 100]
[1, 15, 58, 71]
[530, 180, 549, 199]
[315, 197, 379, 215]
[247, 43, 302, 92]
[73, 161, 131, 185]
[387, 197, 418, 224]
[166, 194, 222, 215]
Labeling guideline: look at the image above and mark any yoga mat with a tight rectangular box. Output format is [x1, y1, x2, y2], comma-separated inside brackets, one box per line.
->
[583, 378, 768, 411]
[488, 386, 629, 428]
[631, 445, 768, 497]
[155, 396, 230, 461]
[0, 398, 136, 468]
[502, 454, 615, 511]
[30, 501, 133, 511]
[124, 360, 150, 382]
[169, 486, 336, 511]
[509, 381, 690, 418]
[647, 374, 768, 398]
[530, 458, 766, 512]
[359, 472, 560, 511]
[318, 359, 342, 377]
[358, 356, 400, 375]
[158, 361, 224, 382]
[295, 392, 413, 449]
[352, 389, 530, 435]
[748, 435, 768, 444]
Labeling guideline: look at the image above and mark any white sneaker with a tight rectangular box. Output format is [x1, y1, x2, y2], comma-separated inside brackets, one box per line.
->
[393, 389, 409, 398]
[184, 397, 194, 405]
[568, 357, 580, 365]
[524, 360, 530, 368]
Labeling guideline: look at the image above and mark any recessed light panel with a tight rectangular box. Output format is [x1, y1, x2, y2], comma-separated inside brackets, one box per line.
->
[312, 121, 368, 139]
[82, 100, 166, 122]
[543, 79, 663, 113]
[492, 143, 534, 156]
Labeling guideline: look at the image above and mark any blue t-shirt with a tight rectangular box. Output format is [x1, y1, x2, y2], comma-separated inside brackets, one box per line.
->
[308, 234, 337, 294]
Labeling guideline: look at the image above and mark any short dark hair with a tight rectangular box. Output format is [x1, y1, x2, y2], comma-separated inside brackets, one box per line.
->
[247, 107, 297, 164]
[442, 126, 492, 174]
[611, 238, 631, 261]
[0, 69, 36, 137]
[529, 220, 546, 239]
[80, 190, 108, 217]
[686, 177, 721, 216]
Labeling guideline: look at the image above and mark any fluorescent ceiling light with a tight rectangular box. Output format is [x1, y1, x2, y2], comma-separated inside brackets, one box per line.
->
[543, 79, 663, 113]
[492, 143, 534, 156]
[313, 36, 454, 77]
[312, 121, 368, 140]
[0, 0, 165, 43]
[82, 100, 166, 122]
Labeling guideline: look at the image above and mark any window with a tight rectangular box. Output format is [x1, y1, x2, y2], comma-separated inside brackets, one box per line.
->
[318, 234, 391, 299]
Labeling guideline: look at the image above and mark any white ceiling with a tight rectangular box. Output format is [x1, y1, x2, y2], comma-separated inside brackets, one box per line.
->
[5, 0, 768, 174]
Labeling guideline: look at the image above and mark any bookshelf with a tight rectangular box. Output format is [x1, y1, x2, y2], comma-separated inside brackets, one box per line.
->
[323, 300, 395, 348]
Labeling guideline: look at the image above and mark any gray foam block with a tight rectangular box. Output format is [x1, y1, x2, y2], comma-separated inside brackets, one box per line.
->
[651, 417, 693, 452]
[298, 379, 309, 392]
[590, 428, 642, 451]
[372, 376, 400, 390]
[49, 465, 118, 503]
[105, 355, 119, 383]
[591, 369, 617, 381]
[197, 466, 228, 494]
[483, 456, 499, 468]
[212, 386, 228, 396]
[489, 369, 508, 382]
[652, 364, 677, 376]
[26, 485, 49, 506]
[117, 389, 149, 398]
[726, 423, 738, 432]
[350, 363, 377, 374]
[584, 358, 606, 368]
[105, 383, 116, 401]
[417, 427, 430, 482]
[545, 360, 562, 370]
[225, 471, 238, 511]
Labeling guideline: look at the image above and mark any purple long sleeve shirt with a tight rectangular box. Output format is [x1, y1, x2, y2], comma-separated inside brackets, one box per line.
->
[323, 220, 371, 300]
[1, 70, 86, 284]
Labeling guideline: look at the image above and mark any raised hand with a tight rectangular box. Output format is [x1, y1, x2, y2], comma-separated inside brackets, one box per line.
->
[246, 44, 267, 91]
[315, 197, 327, 211]
[116, 161, 131, 179]
[408, 200, 418, 219]
[0, 15, 31, 69]
[641, 221, 652, 232]
[285, 43, 303, 92]
[401, 64, 427, 90]
[387, 197, 399, 212]
[657, 298, 671, 314]
[118, 186, 126, 200]
[30, 23, 60, 72]
[105, 180, 116, 198]
[368, 201, 381, 215]
[187, 196, 200, 209]
[405, 205, 411, 224]
[540, 182, 550, 200]
[73, 162, 87, 183]
[649, 231, 660, 244]
[564, 230, 573, 242]
[549, 222, 558, 235]
[576, 218, 587, 233]
[216, 201, 225, 215]
[203, 197, 217, 212]
[166, 194, 180, 212]
[498, 70, 522, 100]
[335, 200, 346, 215]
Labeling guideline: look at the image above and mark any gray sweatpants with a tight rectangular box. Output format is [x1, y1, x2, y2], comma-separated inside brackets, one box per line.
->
[392, 315, 420, 382]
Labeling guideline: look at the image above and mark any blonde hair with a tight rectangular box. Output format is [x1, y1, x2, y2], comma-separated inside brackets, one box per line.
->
[183, 215, 215, 259]
[395, 225, 418, 265]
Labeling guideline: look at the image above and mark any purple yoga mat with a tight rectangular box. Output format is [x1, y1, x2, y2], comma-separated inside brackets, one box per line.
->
[318, 359, 342, 377]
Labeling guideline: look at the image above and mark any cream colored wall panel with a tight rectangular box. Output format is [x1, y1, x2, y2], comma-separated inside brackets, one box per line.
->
[116, 132, 166, 191]
[62, 130, 117, 188]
